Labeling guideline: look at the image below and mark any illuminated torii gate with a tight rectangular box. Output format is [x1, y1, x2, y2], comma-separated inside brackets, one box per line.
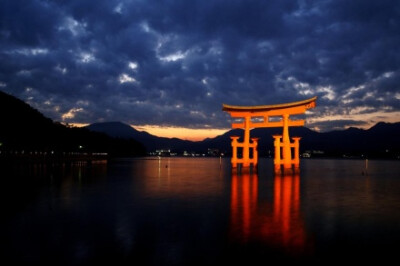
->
[222, 96, 317, 174]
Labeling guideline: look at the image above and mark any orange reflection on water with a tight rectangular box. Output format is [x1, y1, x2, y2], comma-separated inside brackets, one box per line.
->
[230, 171, 310, 255]
[139, 158, 226, 199]
[230, 170, 258, 242]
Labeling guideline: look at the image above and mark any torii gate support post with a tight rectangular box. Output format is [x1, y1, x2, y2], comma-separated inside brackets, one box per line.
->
[230, 135, 259, 170]
[282, 113, 292, 171]
[292, 137, 301, 169]
[251, 138, 259, 168]
[273, 135, 282, 174]
[243, 116, 251, 167]
[230, 136, 240, 168]
[272, 135, 302, 174]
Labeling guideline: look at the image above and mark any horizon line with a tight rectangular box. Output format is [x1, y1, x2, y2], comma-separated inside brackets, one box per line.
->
[66, 120, 399, 142]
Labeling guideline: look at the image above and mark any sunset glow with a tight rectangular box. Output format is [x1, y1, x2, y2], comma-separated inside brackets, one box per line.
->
[133, 125, 230, 141]
[67, 123, 228, 141]
[66, 109, 400, 142]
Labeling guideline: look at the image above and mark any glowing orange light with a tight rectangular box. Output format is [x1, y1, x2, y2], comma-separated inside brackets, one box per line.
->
[230, 171, 258, 242]
[223, 97, 317, 174]
[229, 171, 310, 254]
[133, 125, 229, 141]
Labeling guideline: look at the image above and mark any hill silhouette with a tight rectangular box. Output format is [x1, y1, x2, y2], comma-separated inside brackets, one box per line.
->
[86, 121, 400, 159]
[0, 90, 145, 157]
[87, 122, 195, 152]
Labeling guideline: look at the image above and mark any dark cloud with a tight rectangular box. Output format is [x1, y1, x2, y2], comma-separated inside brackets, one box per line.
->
[0, 0, 399, 132]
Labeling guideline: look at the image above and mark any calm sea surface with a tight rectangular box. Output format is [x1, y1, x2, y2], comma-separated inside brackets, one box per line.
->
[2, 157, 400, 265]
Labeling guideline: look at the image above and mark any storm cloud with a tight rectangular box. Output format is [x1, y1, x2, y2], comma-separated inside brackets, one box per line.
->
[1, 0, 399, 131]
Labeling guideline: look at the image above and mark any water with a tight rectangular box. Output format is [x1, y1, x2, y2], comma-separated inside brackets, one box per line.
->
[2, 157, 400, 265]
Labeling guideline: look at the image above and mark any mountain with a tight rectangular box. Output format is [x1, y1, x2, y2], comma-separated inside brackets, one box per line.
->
[86, 121, 400, 159]
[86, 122, 195, 152]
[0, 90, 145, 157]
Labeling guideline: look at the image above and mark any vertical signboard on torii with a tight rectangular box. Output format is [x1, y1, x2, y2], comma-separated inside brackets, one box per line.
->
[222, 96, 317, 174]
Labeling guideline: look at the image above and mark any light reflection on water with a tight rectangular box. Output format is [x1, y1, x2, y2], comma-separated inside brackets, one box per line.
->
[229, 171, 311, 257]
[137, 157, 227, 200]
[2, 157, 400, 264]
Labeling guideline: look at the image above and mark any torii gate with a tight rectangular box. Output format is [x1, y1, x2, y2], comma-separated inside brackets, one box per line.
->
[222, 96, 317, 174]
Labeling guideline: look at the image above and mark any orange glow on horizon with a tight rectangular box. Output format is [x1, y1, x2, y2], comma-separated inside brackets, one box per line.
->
[67, 123, 229, 141]
[132, 125, 229, 141]
[67, 122, 89, 127]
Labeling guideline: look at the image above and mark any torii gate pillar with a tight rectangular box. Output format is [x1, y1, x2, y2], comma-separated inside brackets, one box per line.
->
[222, 96, 317, 174]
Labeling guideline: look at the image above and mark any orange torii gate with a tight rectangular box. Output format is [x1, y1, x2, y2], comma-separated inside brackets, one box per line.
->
[222, 96, 317, 174]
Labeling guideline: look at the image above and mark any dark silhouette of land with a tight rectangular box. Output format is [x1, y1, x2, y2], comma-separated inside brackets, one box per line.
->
[1, 90, 399, 159]
[0, 90, 145, 159]
[87, 121, 400, 159]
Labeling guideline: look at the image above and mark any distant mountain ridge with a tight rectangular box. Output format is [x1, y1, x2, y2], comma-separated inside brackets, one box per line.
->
[1, 89, 399, 159]
[86, 120, 400, 159]
[86, 122, 195, 152]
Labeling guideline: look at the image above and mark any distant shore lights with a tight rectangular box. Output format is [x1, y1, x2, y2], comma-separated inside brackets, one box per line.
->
[222, 96, 317, 174]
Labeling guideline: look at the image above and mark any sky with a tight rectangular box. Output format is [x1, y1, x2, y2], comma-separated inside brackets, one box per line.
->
[1, 0, 399, 140]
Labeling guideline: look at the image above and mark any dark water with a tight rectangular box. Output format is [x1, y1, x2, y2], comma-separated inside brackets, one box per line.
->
[2, 157, 400, 265]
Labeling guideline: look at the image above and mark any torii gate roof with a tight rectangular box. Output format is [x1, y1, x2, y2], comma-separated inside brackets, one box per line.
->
[222, 96, 317, 112]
